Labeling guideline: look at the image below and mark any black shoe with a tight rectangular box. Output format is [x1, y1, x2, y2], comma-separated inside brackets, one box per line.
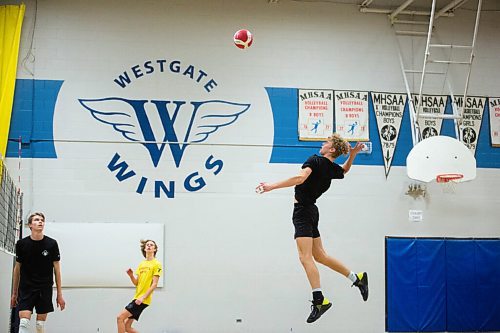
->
[306, 298, 332, 323]
[352, 272, 369, 301]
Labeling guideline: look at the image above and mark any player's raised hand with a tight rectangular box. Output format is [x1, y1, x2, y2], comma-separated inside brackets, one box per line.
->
[351, 142, 365, 154]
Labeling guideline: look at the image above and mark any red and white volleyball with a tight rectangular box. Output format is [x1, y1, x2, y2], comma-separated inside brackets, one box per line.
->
[233, 29, 253, 49]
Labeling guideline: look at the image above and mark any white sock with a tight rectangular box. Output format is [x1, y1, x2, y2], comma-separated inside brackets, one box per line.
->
[19, 318, 30, 333]
[348, 271, 358, 283]
[312, 288, 322, 293]
[36, 320, 45, 333]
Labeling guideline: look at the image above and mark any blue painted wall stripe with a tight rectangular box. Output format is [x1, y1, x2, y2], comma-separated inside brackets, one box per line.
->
[266, 87, 500, 168]
[5, 82, 500, 167]
[7, 79, 63, 158]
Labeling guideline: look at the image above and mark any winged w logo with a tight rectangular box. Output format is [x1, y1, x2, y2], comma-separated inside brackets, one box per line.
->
[79, 97, 250, 168]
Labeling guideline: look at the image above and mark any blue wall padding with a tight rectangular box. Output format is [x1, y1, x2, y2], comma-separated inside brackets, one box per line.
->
[416, 240, 447, 331]
[386, 238, 446, 332]
[446, 240, 478, 332]
[386, 238, 500, 332]
[454, 240, 500, 332]
[386, 238, 419, 332]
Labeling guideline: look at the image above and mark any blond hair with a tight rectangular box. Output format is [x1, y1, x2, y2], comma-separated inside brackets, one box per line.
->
[327, 133, 349, 158]
[140, 239, 158, 258]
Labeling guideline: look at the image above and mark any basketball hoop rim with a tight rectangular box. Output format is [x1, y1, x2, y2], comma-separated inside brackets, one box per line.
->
[436, 173, 464, 183]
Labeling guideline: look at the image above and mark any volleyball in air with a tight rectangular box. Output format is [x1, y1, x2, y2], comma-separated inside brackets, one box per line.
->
[233, 29, 253, 49]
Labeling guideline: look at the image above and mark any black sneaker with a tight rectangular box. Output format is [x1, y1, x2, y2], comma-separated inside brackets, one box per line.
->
[352, 272, 369, 301]
[306, 298, 332, 323]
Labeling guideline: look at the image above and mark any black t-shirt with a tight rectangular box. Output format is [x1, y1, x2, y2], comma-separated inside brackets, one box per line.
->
[16, 235, 60, 289]
[294, 154, 345, 205]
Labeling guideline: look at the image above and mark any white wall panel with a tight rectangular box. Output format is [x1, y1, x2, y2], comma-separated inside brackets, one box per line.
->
[45, 223, 164, 287]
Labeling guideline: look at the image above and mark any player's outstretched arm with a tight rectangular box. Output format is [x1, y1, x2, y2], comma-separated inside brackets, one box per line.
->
[342, 142, 364, 174]
[257, 167, 312, 193]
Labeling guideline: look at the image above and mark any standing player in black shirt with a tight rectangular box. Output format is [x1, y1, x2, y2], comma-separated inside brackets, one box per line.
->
[11, 212, 66, 333]
[256, 133, 368, 323]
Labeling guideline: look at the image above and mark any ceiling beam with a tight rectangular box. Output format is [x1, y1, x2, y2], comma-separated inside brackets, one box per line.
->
[435, 0, 470, 20]
[389, 0, 416, 20]
[360, 7, 454, 17]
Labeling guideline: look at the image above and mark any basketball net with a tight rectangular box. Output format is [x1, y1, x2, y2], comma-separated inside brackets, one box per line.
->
[436, 174, 464, 194]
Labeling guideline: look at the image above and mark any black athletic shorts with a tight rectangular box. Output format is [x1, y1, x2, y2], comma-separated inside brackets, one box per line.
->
[17, 286, 54, 314]
[292, 203, 320, 239]
[125, 300, 149, 320]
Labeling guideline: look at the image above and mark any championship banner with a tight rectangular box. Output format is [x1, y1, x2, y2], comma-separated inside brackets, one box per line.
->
[334, 91, 369, 141]
[489, 98, 500, 147]
[372, 92, 407, 177]
[454, 96, 486, 155]
[298, 89, 334, 141]
[412, 94, 447, 139]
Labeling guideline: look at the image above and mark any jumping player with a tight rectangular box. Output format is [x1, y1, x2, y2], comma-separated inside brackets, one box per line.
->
[256, 133, 369, 323]
[116, 239, 162, 333]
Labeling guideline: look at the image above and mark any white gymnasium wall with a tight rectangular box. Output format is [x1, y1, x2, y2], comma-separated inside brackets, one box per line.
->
[45, 223, 165, 287]
[1, 0, 499, 332]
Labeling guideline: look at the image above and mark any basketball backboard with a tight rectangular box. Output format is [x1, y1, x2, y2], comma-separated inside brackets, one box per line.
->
[406, 135, 476, 183]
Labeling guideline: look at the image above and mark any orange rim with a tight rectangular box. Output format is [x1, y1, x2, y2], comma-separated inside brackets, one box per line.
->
[436, 173, 464, 183]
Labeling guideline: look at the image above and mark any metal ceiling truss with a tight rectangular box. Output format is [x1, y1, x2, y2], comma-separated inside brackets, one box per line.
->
[359, 0, 468, 18]
[361, 0, 483, 145]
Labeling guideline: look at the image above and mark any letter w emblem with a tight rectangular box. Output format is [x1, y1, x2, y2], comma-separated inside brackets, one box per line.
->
[80, 97, 250, 167]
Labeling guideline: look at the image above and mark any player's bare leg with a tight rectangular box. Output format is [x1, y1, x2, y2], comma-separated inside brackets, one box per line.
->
[296, 237, 332, 323]
[117, 309, 132, 333]
[312, 237, 369, 301]
[296, 237, 321, 288]
[125, 318, 138, 333]
[312, 237, 350, 275]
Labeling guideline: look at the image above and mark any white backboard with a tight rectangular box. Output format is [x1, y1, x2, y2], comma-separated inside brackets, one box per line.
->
[406, 135, 476, 183]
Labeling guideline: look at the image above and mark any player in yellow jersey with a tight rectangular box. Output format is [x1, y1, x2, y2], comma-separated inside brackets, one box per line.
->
[116, 240, 162, 333]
